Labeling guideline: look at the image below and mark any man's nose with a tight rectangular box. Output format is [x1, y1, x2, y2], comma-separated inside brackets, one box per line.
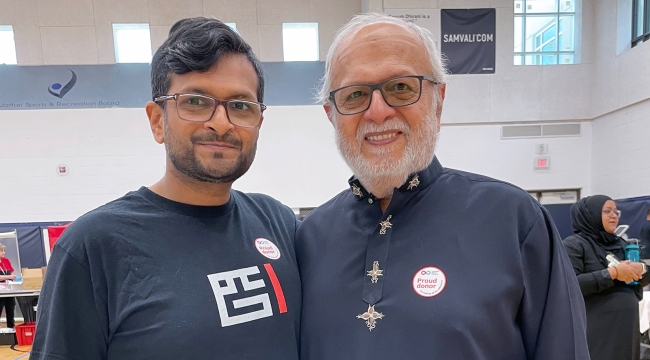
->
[362, 90, 397, 125]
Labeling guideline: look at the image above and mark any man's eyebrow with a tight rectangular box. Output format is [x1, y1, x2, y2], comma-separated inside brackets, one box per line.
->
[179, 87, 256, 100]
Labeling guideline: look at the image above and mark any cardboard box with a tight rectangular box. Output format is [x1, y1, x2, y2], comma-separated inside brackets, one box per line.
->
[21, 267, 46, 290]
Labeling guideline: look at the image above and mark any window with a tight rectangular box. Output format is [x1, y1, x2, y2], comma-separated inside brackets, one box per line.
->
[112, 24, 152, 63]
[632, 0, 650, 47]
[225, 23, 237, 32]
[514, 0, 576, 65]
[0, 25, 17, 65]
[282, 23, 319, 61]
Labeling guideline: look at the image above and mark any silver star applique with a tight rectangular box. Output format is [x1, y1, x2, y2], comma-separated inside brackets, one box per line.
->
[379, 215, 392, 235]
[357, 304, 385, 331]
[407, 175, 420, 190]
[367, 261, 384, 283]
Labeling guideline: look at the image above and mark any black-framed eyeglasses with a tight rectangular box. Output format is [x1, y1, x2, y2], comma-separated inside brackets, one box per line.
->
[154, 93, 267, 128]
[328, 75, 439, 115]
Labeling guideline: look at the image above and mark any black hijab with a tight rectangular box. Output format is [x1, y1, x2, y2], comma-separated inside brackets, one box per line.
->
[570, 195, 623, 264]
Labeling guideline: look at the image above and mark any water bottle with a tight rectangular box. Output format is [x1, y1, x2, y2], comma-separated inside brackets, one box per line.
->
[625, 239, 641, 285]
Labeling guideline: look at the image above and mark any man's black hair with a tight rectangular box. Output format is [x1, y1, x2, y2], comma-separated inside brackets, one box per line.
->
[151, 17, 265, 102]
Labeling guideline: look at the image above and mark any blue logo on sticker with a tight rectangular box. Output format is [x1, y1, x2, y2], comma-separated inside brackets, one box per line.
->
[48, 69, 77, 98]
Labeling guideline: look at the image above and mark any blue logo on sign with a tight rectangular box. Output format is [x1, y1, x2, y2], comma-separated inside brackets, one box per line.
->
[48, 69, 77, 98]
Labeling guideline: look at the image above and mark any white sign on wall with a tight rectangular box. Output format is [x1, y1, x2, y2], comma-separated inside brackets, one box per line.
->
[384, 8, 440, 46]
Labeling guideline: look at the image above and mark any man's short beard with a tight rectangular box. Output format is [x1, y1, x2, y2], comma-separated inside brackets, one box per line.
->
[335, 113, 438, 199]
[164, 115, 256, 184]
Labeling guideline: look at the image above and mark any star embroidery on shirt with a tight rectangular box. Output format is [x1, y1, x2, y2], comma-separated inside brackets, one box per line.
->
[367, 261, 384, 283]
[351, 184, 363, 197]
[407, 175, 420, 190]
[357, 304, 384, 331]
[379, 215, 392, 235]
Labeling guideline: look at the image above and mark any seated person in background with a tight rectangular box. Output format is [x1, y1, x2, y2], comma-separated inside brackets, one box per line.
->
[563, 195, 650, 360]
[31, 17, 300, 360]
[0, 243, 16, 328]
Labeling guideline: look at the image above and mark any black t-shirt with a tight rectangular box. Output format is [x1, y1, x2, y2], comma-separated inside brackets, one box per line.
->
[31, 187, 301, 360]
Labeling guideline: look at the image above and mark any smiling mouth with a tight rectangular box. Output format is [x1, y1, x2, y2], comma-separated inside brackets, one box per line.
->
[365, 132, 401, 141]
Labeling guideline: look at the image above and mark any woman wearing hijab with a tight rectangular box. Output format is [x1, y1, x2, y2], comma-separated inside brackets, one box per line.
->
[564, 195, 650, 360]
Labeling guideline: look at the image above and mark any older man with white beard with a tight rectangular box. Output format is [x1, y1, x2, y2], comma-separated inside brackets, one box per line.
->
[295, 13, 590, 360]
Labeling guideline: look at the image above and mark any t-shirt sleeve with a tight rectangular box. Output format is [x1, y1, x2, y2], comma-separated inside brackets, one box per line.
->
[30, 244, 108, 360]
[518, 207, 590, 360]
[7, 259, 14, 273]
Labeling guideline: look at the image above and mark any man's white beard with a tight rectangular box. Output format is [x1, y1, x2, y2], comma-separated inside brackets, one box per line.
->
[335, 114, 438, 199]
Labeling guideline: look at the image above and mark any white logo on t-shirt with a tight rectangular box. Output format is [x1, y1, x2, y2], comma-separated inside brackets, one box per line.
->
[207, 266, 273, 327]
[207, 264, 287, 327]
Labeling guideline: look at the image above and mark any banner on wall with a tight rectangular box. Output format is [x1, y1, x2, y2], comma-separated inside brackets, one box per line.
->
[0, 62, 325, 110]
[384, 9, 439, 39]
[441, 8, 496, 74]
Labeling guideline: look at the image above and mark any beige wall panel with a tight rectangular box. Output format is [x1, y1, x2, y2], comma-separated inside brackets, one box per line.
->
[491, 0, 514, 7]
[148, 0, 203, 26]
[383, 0, 438, 8]
[0, 0, 40, 26]
[309, 0, 360, 60]
[150, 25, 172, 54]
[257, 24, 283, 62]
[488, 67, 543, 122]
[437, 0, 491, 8]
[40, 26, 98, 64]
[539, 64, 592, 120]
[493, 5, 514, 71]
[202, 0, 260, 55]
[93, 0, 150, 23]
[257, 0, 310, 24]
[442, 75, 491, 124]
[13, 25, 44, 65]
[202, 0, 257, 24]
[236, 26, 261, 59]
[37, 0, 95, 26]
[95, 23, 115, 64]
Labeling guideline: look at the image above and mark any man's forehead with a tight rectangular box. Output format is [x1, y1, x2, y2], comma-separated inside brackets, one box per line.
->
[335, 23, 419, 58]
[330, 23, 428, 85]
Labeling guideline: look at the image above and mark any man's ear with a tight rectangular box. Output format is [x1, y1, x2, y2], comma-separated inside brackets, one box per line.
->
[146, 101, 165, 144]
[323, 103, 335, 126]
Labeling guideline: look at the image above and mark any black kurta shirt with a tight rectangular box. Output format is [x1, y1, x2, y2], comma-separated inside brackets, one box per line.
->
[297, 157, 589, 360]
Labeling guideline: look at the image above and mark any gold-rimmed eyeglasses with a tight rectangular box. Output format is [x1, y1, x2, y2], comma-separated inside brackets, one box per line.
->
[154, 93, 266, 128]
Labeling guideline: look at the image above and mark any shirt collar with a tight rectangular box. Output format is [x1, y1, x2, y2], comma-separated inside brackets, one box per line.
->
[347, 156, 444, 201]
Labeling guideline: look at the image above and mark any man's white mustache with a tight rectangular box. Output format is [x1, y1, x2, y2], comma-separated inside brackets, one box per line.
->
[356, 118, 410, 143]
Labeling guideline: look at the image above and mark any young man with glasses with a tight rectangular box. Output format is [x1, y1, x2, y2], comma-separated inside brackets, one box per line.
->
[296, 13, 589, 359]
[31, 18, 300, 360]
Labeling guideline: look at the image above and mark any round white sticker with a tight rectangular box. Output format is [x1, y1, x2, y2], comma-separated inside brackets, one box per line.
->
[254, 238, 281, 260]
[412, 266, 446, 297]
